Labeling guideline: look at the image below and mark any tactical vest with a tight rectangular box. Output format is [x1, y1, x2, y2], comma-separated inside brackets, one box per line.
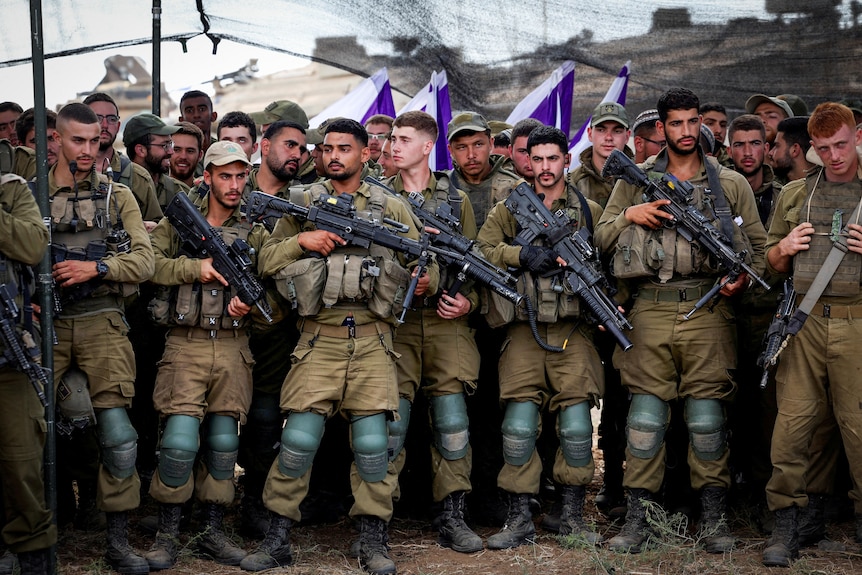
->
[149, 224, 254, 329]
[793, 171, 862, 296]
[419, 173, 463, 300]
[272, 183, 410, 321]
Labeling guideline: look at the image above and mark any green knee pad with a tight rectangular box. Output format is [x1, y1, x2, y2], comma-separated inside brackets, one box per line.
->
[431, 393, 469, 461]
[559, 401, 593, 467]
[159, 414, 200, 488]
[351, 413, 389, 482]
[278, 411, 325, 478]
[685, 397, 727, 461]
[626, 394, 669, 459]
[206, 415, 239, 481]
[97, 407, 139, 479]
[501, 401, 539, 466]
[387, 397, 411, 462]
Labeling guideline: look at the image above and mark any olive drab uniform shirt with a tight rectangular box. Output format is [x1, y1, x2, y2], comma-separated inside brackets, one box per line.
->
[567, 146, 635, 208]
[108, 151, 163, 221]
[448, 153, 520, 229]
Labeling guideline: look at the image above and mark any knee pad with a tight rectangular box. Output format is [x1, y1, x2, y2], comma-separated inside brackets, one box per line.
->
[158, 414, 200, 488]
[97, 407, 138, 479]
[278, 411, 325, 478]
[431, 393, 469, 461]
[684, 397, 727, 461]
[559, 401, 593, 467]
[351, 413, 389, 482]
[205, 415, 240, 480]
[626, 394, 669, 459]
[501, 401, 539, 466]
[387, 397, 411, 462]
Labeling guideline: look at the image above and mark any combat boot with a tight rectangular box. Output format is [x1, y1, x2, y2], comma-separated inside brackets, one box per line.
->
[486, 492, 535, 550]
[105, 512, 150, 575]
[17, 549, 49, 575]
[608, 489, 654, 553]
[240, 492, 270, 540]
[197, 503, 247, 566]
[358, 516, 396, 575]
[558, 485, 602, 544]
[240, 514, 293, 571]
[699, 487, 735, 553]
[762, 506, 799, 567]
[0, 550, 17, 575]
[438, 491, 483, 553]
[797, 494, 827, 547]
[144, 504, 182, 571]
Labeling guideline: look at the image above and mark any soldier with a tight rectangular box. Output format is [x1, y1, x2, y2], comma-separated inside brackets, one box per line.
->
[477, 125, 604, 549]
[761, 103, 862, 566]
[249, 101, 317, 185]
[217, 111, 258, 162]
[364, 114, 394, 162]
[16, 108, 58, 168]
[0, 101, 22, 145]
[568, 102, 631, 207]
[179, 90, 217, 158]
[377, 138, 397, 178]
[700, 103, 731, 167]
[144, 141, 269, 569]
[0, 164, 55, 575]
[507, 118, 543, 185]
[595, 88, 766, 554]
[49, 102, 154, 573]
[769, 117, 815, 184]
[746, 94, 794, 146]
[122, 114, 188, 216]
[631, 109, 664, 164]
[169, 121, 203, 188]
[241, 119, 434, 575]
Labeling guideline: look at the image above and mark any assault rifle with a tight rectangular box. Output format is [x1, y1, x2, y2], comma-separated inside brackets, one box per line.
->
[757, 278, 796, 389]
[602, 149, 770, 318]
[164, 192, 273, 323]
[505, 183, 633, 352]
[0, 282, 49, 407]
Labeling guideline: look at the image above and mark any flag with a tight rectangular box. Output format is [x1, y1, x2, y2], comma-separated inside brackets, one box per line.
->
[308, 68, 396, 128]
[398, 69, 453, 171]
[505, 61, 575, 133]
[568, 61, 631, 168]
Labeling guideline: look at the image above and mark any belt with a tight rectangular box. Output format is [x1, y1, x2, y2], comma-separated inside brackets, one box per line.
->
[168, 327, 243, 340]
[635, 286, 709, 303]
[301, 319, 390, 339]
[810, 302, 862, 319]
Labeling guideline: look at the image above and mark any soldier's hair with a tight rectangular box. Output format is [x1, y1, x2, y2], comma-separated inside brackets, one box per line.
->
[217, 111, 257, 141]
[325, 118, 368, 147]
[526, 125, 568, 154]
[699, 102, 726, 116]
[393, 111, 438, 142]
[776, 116, 811, 153]
[16, 108, 57, 145]
[728, 114, 766, 143]
[57, 102, 99, 130]
[82, 92, 119, 113]
[494, 130, 511, 148]
[173, 121, 204, 150]
[511, 118, 544, 143]
[657, 88, 699, 122]
[180, 90, 213, 111]
[809, 103, 855, 140]
[364, 114, 394, 129]
[0, 101, 23, 115]
[263, 120, 306, 141]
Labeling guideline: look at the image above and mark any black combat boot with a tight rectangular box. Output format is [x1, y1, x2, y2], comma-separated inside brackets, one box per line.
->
[240, 513, 293, 571]
[144, 504, 182, 571]
[196, 503, 247, 565]
[699, 487, 735, 553]
[105, 512, 150, 574]
[608, 489, 654, 553]
[240, 491, 270, 540]
[797, 494, 827, 547]
[559, 485, 602, 544]
[17, 549, 49, 575]
[0, 550, 16, 575]
[438, 491, 483, 553]
[762, 506, 799, 567]
[358, 516, 396, 575]
[486, 492, 535, 550]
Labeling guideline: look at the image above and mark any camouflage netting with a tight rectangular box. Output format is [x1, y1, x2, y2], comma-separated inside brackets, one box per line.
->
[4, 0, 862, 132]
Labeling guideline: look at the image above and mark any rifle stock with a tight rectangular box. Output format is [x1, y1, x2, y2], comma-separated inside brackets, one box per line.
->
[0, 282, 49, 407]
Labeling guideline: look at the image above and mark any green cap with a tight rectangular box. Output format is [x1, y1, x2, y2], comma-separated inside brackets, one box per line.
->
[777, 94, 809, 117]
[250, 100, 309, 129]
[306, 116, 346, 146]
[839, 98, 862, 116]
[203, 141, 252, 169]
[745, 94, 794, 118]
[591, 102, 629, 129]
[488, 120, 513, 137]
[447, 112, 490, 141]
[122, 113, 179, 147]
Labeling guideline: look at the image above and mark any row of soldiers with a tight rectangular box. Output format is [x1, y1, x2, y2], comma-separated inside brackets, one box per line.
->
[1, 85, 861, 575]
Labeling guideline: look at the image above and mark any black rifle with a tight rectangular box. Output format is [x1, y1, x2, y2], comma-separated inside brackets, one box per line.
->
[757, 278, 796, 389]
[164, 192, 273, 323]
[505, 183, 633, 352]
[602, 149, 770, 318]
[0, 281, 49, 407]
[51, 240, 107, 310]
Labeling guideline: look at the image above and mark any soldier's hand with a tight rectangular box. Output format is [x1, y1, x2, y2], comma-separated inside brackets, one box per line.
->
[518, 245, 560, 274]
[144, 220, 159, 233]
[625, 199, 675, 229]
[721, 272, 748, 297]
[53, 260, 98, 287]
[200, 258, 228, 286]
[412, 267, 431, 296]
[298, 230, 345, 256]
[437, 290, 471, 320]
[776, 222, 814, 258]
[847, 223, 862, 255]
[227, 296, 251, 318]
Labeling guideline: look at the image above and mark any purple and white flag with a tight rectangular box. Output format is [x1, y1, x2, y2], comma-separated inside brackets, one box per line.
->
[308, 68, 396, 128]
[505, 61, 575, 133]
[398, 69, 453, 171]
[568, 61, 631, 168]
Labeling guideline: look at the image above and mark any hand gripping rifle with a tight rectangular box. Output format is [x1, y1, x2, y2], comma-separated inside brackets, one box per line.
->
[602, 149, 769, 318]
[504, 183, 633, 352]
[0, 281, 49, 407]
[164, 192, 273, 323]
[757, 278, 796, 389]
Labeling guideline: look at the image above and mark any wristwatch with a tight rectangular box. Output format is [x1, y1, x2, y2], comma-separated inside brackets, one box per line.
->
[95, 261, 109, 279]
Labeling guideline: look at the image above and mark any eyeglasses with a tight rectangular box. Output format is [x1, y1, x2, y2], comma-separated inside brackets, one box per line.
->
[147, 140, 174, 152]
[97, 114, 120, 126]
[642, 137, 666, 147]
[367, 133, 390, 141]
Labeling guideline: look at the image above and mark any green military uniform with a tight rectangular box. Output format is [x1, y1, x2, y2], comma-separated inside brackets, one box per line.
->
[0, 175, 56, 554]
[567, 146, 634, 208]
[714, 143, 734, 169]
[108, 151, 163, 221]
[152, 174, 190, 212]
[448, 153, 520, 229]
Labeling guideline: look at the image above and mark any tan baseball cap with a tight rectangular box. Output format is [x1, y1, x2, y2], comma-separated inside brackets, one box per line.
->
[203, 141, 252, 168]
